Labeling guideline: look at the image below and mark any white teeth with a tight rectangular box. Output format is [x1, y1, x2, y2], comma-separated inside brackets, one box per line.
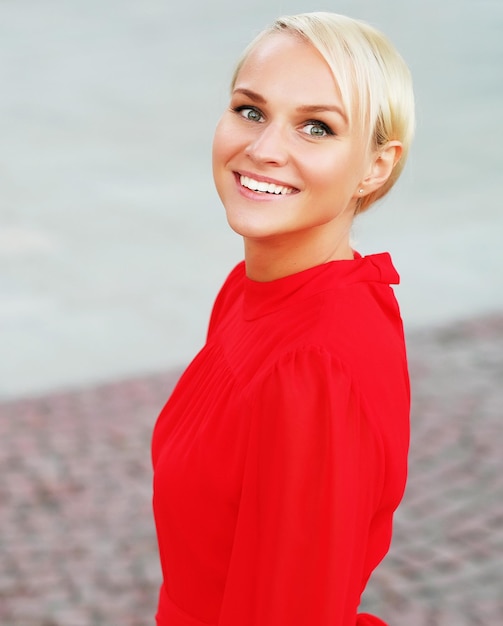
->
[240, 175, 293, 195]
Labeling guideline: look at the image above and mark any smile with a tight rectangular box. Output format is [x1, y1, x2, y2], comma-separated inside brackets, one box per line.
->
[239, 175, 296, 195]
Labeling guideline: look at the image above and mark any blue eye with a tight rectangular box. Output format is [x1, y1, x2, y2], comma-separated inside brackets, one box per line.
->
[303, 121, 334, 137]
[235, 106, 264, 123]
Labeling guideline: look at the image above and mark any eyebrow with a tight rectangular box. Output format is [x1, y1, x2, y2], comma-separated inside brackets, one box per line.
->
[232, 88, 347, 121]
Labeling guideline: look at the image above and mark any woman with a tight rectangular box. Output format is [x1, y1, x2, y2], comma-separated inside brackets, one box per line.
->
[152, 12, 414, 626]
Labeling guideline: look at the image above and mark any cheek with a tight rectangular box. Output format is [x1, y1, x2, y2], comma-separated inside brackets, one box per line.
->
[307, 149, 364, 192]
[212, 120, 237, 196]
[212, 121, 227, 169]
[212, 116, 241, 166]
[301, 155, 340, 193]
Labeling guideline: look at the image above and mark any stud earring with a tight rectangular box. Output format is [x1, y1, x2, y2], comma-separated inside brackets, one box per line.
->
[358, 188, 364, 194]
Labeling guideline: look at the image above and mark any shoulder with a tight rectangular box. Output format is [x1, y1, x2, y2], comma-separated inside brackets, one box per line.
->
[244, 345, 355, 407]
[241, 346, 384, 470]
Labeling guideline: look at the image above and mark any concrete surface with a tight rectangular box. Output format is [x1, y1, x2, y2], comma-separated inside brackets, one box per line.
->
[1, 314, 502, 625]
[1, 0, 502, 399]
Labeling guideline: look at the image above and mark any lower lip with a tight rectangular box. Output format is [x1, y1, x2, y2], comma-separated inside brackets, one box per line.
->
[233, 173, 296, 202]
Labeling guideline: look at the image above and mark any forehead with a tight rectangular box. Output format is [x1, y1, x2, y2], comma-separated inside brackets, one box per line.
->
[235, 32, 344, 105]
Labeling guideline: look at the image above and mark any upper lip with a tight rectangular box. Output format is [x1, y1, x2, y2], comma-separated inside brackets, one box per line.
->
[236, 170, 299, 191]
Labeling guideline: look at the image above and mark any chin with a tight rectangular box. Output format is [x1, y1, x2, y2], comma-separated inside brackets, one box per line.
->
[225, 215, 271, 239]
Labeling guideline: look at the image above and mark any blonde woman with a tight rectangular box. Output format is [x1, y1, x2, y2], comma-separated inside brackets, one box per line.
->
[152, 12, 415, 626]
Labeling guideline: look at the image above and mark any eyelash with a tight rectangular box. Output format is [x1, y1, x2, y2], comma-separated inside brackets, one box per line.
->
[234, 105, 264, 123]
[232, 105, 335, 137]
[304, 120, 334, 137]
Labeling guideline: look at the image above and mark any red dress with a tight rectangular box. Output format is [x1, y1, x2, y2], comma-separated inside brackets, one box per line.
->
[152, 252, 410, 626]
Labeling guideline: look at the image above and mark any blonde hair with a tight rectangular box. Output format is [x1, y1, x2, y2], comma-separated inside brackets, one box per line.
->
[231, 12, 415, 213]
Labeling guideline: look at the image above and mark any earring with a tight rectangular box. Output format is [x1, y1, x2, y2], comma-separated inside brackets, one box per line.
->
[358, 188, 364, 194]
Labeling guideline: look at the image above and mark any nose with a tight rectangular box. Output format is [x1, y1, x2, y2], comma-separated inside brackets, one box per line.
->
[244, 122, 288, 166]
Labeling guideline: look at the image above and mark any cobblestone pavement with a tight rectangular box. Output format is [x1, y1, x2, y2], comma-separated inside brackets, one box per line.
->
[1, 314, 502, 626]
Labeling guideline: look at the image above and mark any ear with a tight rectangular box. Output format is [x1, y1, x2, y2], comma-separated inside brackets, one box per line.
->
[355, 140, 403, 198]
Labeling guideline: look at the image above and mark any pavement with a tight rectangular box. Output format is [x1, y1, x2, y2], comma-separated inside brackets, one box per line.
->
[1, 313, 502, 626]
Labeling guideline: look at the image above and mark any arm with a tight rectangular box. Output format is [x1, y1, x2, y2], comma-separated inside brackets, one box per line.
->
[218, 347, 388, 626]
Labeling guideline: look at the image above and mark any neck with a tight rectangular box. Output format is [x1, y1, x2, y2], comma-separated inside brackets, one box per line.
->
[244, 226, 354, 282]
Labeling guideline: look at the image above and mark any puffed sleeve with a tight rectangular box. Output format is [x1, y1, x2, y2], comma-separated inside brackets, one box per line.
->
[218, 347, 391, 626]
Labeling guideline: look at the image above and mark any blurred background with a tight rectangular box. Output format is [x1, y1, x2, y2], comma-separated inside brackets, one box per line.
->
[2, 0, 502, 399]
[1, 1, 502, 624]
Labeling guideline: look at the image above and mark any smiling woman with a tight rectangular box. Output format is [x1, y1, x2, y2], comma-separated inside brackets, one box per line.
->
[213, 32, 392, 279]
[152, 11, 415, 626]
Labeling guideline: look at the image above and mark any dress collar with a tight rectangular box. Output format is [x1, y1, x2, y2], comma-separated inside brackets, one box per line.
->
[243, 252, 400, 320]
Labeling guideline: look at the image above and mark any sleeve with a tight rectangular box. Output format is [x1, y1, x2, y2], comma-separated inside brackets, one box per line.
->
[217, 347, 388, 626]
